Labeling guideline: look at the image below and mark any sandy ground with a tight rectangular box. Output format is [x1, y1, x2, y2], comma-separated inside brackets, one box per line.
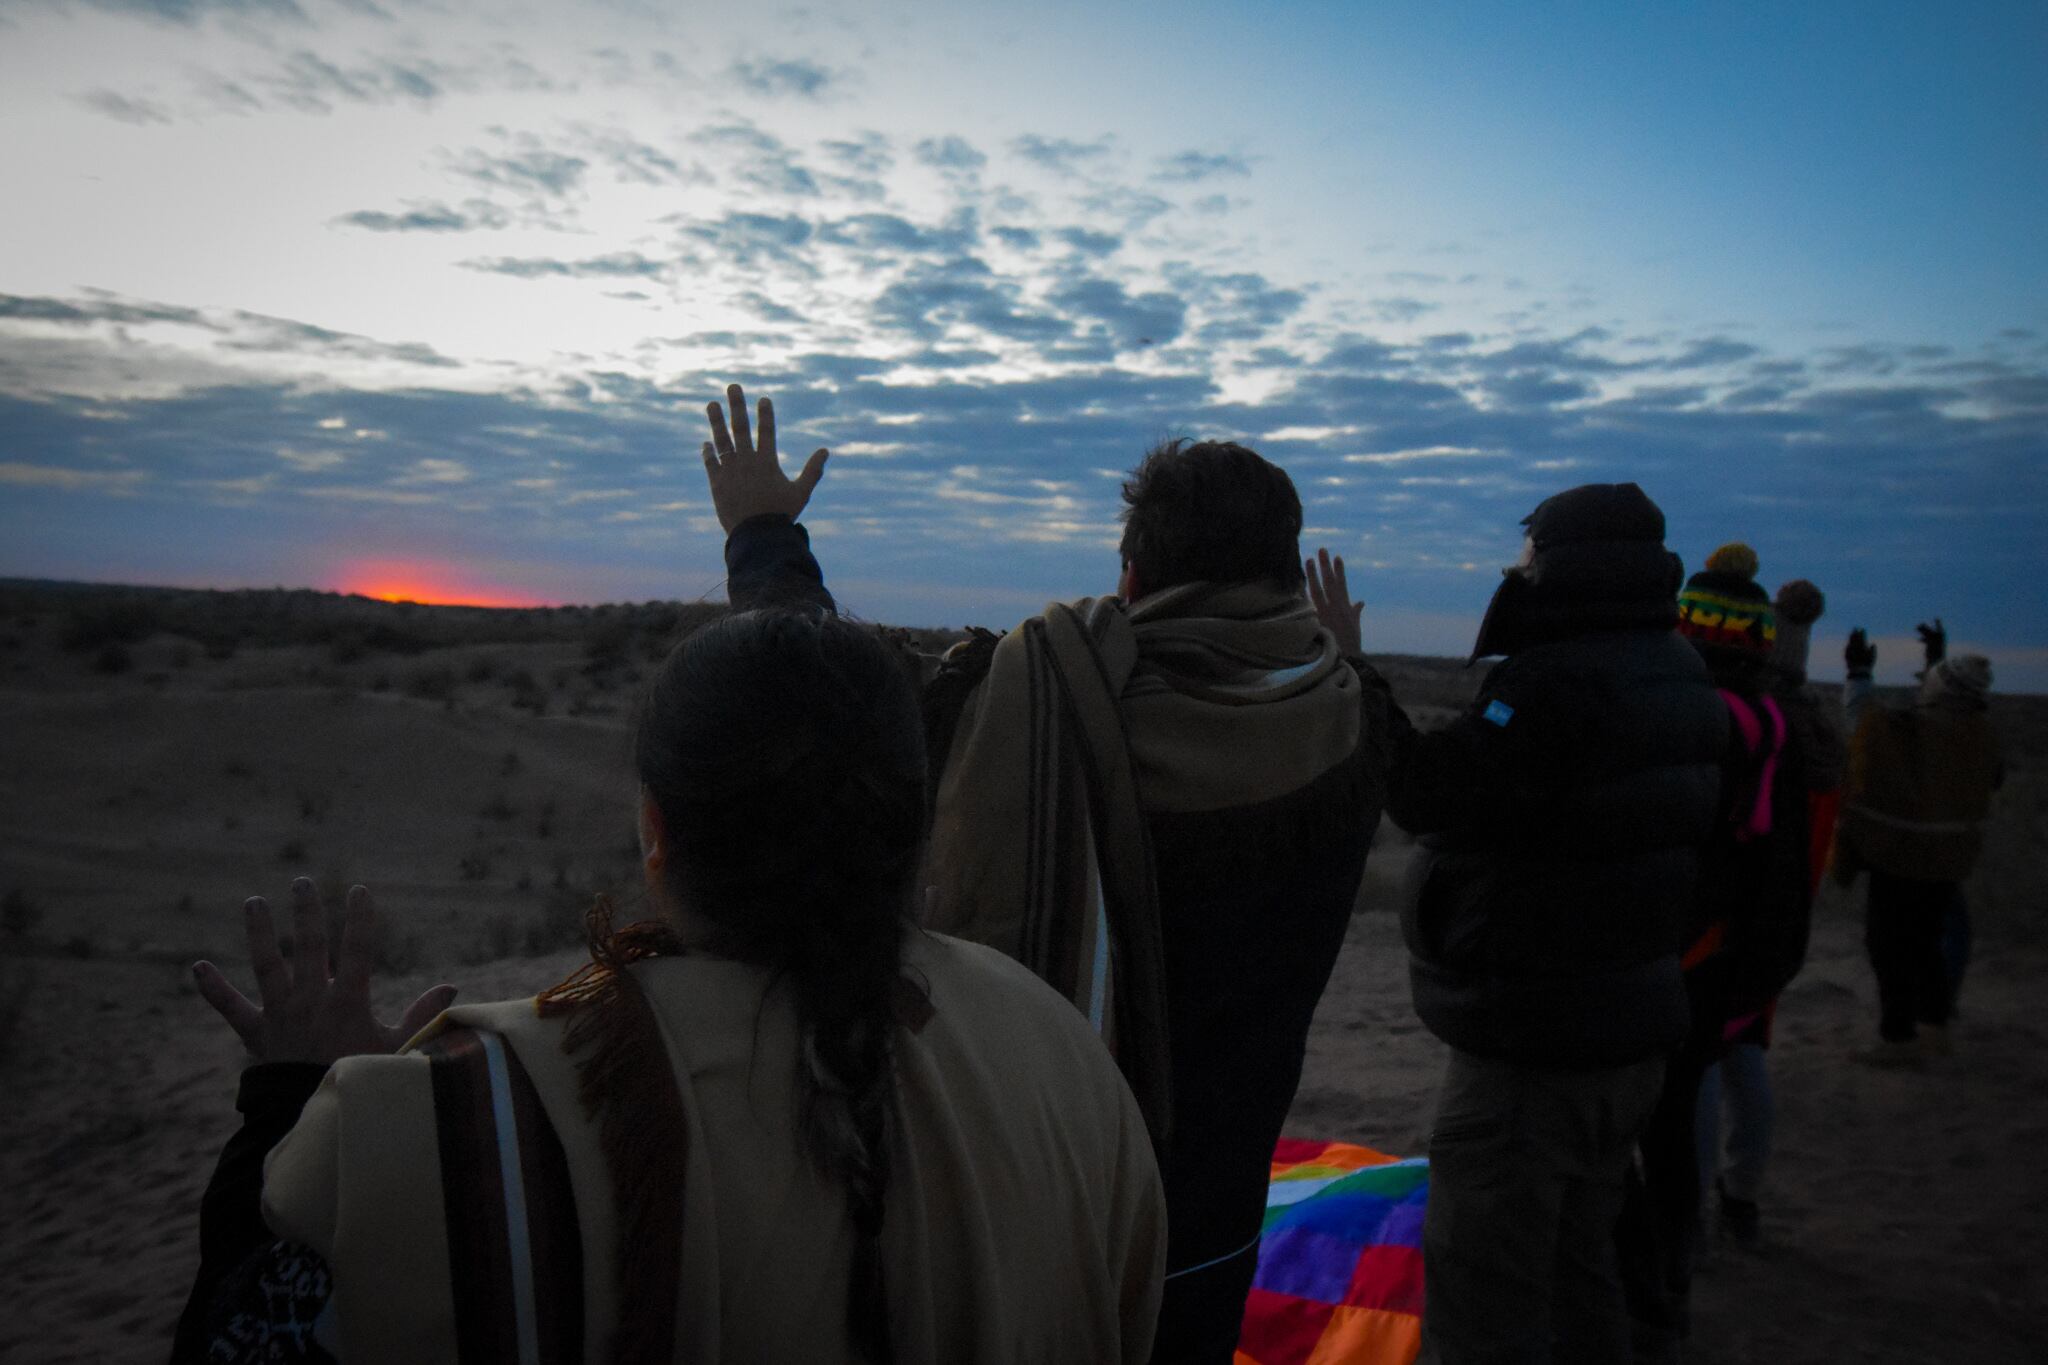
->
[1, 606, 2043, 1363]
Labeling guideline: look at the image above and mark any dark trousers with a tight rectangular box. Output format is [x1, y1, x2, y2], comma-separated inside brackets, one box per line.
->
[1418, 1050, 1665, 1365]
[1618, 1035, 1719, 1360]
[1866, 872, 1964, 1042]
[1151, 1240, 1261, 1365]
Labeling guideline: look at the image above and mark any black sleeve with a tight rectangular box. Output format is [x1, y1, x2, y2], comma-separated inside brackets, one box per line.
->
[1342, 655, 1416, 812]
[170, 1062, 329, 1364]
[1383, 662, 1524, 837]
[725, 513, 836, 613]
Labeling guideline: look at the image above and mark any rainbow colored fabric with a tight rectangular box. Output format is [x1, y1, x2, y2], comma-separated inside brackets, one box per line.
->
[1234, 1139, 1428, 1365]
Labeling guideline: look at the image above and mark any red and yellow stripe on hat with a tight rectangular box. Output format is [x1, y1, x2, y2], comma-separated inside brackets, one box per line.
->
[1676, 543, 1777, 654]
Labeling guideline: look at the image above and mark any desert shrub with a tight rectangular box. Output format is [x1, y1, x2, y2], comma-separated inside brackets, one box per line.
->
[534, 799, 555, 840]
[170, 642, 195, 668]
[498, 749, 523, 778]
[371, 673, 391, 692]
[94, 643, 134, 674]
[278, 839, 308, 864]
[223, 758, 254, 778]
[61, 931, 98, 960]
[584, 619, 634, 674]
[204, 637, 239, 661]
[406, 667, 456, 702]
[327, 629, 369, 664]
[510, 671, 549, 715]
[466, 655, 502, 684]
[479, 793, 517, 822]
[515, 868, 534, 891]
[2, 889, 41, 939]
[362, 623, 430, 656]
[459, 851, 492, 881]
[61, 602, 160, 652]
[174, 892, 196, 916]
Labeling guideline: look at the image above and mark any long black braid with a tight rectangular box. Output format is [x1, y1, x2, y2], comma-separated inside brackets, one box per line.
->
[635, 609, 924, 1362]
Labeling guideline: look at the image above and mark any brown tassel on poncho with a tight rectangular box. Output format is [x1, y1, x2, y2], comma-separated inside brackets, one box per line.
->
[537, 896, 691, 1365]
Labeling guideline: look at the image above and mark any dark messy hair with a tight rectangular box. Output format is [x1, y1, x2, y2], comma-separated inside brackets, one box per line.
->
[635, 609, 925, 1361]
[1118, 439, 1306, 592]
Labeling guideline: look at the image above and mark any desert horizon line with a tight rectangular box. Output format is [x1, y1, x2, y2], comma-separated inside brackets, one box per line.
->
[8, 569, 2041, 698]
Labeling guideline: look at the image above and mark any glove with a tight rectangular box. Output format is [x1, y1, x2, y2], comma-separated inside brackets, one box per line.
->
[1845, 628, 1876, 678]
[1916, 618, 1946, 668]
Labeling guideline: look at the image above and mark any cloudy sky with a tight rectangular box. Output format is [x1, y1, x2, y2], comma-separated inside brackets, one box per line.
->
[2, 0, 2043, 684]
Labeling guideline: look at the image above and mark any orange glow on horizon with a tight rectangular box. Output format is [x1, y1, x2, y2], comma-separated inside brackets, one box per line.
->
[337, 560, 554, 609]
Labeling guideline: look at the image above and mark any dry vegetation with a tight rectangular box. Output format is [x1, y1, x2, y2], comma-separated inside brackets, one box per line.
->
[0, 578, 2041, 1362]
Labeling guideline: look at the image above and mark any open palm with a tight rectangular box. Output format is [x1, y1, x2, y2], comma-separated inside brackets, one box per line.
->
[700, 382, 830, 531]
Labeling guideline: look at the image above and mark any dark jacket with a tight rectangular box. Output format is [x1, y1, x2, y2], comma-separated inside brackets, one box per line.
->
[173, 1064, 332, 1364]
[1389, 628, 1727, 1068]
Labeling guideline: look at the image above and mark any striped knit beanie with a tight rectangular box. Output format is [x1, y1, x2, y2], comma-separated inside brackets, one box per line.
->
[1676, 543, 1777, 655]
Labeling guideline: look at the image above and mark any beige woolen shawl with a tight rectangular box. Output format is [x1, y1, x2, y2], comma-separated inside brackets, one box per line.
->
[1839, 698, 2002, 883]
[261, 931, 1165, 1364]
[921, 581, 1364, 1144]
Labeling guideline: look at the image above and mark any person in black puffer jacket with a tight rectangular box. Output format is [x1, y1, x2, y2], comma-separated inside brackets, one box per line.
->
[1384, 484, 1726, 1365]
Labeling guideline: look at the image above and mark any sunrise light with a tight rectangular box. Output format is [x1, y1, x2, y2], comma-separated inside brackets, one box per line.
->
[338, 560, 553, 610]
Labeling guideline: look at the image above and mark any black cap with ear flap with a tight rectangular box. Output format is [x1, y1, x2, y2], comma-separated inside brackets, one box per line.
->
[1470, 482, 1680, 661]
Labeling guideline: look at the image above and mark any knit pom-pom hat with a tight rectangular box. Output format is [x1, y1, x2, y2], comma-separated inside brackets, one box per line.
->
[1676, 542, 1777, 655]
[1775, 579, 1825, 626]
[1772, 578, 1825, 679]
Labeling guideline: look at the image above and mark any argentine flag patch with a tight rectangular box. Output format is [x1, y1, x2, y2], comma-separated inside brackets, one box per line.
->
[1483, 699, 1515, 727]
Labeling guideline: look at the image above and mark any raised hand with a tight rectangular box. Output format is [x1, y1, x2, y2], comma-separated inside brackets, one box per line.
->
[192, 879, 456, 1065]
[1916, 618, 1946, 668]
[700, 383, 829, 532]
[1304, 547, 1364, 656]
[1845, 627, 1876, 677]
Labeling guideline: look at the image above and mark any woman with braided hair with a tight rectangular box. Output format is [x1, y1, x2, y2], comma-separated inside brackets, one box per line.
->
[175, 608, 1166, 1364]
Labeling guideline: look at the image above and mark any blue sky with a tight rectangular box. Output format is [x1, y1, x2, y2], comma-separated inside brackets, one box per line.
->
[1, 0, 2043, 685]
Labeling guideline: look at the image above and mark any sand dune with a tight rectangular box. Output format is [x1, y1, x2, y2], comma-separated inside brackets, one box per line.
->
[1, 586, 2042, 1362]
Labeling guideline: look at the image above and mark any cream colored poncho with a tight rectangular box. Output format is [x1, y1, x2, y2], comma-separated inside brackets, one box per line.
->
[262, 930, 1166, 1364]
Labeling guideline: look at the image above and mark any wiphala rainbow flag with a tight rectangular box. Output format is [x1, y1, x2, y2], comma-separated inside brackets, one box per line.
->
[1234, 1139, 1428, 1365]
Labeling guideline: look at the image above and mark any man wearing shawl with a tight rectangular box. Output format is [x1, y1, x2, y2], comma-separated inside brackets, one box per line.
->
[705, 385, 1408, 1363]
[1836, 624, 2004, 1059]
